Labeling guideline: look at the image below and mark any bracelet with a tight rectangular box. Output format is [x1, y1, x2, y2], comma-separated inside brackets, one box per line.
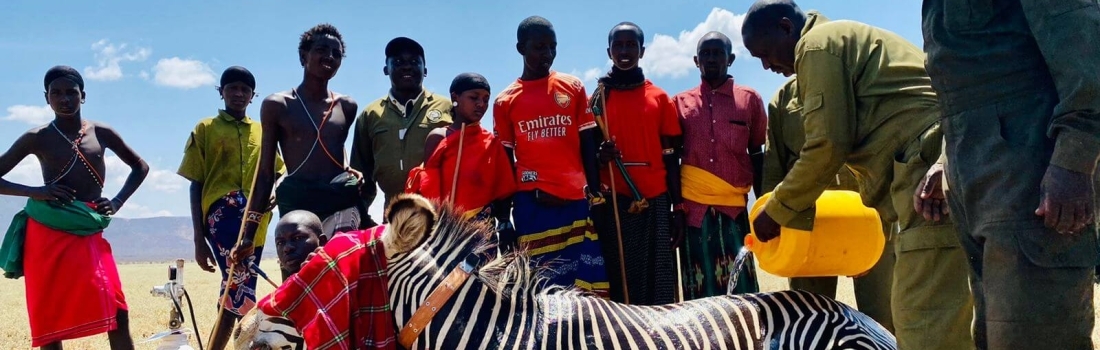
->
[584, 186, 606, 206]
[245, 211, 264, 224]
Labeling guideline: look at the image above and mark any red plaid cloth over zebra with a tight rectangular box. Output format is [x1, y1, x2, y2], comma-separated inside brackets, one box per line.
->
[258, 225, 397, 350]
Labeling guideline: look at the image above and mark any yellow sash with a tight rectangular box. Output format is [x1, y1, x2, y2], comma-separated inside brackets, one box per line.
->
[681, 165, 750, 207]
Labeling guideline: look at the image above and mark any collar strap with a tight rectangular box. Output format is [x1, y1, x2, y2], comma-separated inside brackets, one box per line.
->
[397, 254, 478, 349]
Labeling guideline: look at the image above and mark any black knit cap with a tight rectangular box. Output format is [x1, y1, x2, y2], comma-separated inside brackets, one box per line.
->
[220, 66, 256, 90]
[44, 65, 84, 91]
[449, 73, 491, 95]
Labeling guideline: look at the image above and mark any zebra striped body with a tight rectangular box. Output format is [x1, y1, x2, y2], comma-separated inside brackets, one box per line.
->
[387, 205, 897, 350]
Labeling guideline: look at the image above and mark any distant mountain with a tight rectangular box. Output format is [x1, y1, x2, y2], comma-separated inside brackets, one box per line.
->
[0, 196, 276, 263]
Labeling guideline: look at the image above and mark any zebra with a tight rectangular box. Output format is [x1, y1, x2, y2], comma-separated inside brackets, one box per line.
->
[381, 194, 897, 350]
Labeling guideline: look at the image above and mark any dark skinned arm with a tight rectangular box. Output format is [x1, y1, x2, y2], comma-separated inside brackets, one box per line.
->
[0, 132, 72, 201]
[662, 135, 683, 205]
[748, 94, 769, 198]
[95, 124, 149, 215]
[497, 147, 518, 250]
[348, 111, 378, 221]
[663, 135, 685, 248]
[423, 128, 446, 161]
[190, 181, 216, 272]
[750, 148, 764, 198]
[581, 128, 601, 196]
[230, 96, 283, 262]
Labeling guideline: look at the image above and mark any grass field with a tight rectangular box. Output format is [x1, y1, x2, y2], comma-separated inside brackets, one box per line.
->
[1, 259, 1097, 349]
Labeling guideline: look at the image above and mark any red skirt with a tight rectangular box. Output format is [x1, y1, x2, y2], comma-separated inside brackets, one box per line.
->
[23, 217, 127, 346]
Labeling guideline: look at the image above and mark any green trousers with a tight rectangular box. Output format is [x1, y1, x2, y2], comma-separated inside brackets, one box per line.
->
[942, 89, 1097, 350]
[789, 220, 896, 333]
[889, 122, 975, 350]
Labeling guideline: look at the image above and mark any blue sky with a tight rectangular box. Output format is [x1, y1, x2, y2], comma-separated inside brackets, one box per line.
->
[0, 0, 923, 222]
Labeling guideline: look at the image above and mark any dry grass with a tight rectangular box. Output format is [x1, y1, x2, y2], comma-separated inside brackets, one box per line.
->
[1, 260, 1097, 349]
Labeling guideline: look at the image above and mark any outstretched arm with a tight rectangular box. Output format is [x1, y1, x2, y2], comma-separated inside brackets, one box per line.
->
[760, 51, 856, 238]
[97, 123, 149, 214]
[231, 96, 283, 262]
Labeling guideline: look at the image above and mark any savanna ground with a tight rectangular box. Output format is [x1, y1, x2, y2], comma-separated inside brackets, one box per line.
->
[1, 259, 1098, 349]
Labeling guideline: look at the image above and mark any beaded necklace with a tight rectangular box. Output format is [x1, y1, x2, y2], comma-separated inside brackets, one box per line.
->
[47, 120, 104, 188]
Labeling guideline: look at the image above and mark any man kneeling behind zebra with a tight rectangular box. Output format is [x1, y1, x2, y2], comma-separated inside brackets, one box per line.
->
[235, 194, 897, 350]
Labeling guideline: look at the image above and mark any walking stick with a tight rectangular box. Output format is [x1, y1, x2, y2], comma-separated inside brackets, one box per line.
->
[448, 123, 467, 207]
[592, 85, 631, 304]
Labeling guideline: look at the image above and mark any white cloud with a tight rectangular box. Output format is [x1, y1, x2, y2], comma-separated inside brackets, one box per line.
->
[84, 39, 151, 81]
[153, 57, 216, 89]
[139, 71, 150, 80]
[115, 202, 172, 218]
[3, 158, 44, 186]
[582, 67, 604, 84]
[106, 156, 185, 193]
[3, 105, 53, 125]
[146, 169, 186, 192]
[642, 7, 747, 79]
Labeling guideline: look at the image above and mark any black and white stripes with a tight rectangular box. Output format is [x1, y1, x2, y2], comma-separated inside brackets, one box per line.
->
[386, 208, 897, 350]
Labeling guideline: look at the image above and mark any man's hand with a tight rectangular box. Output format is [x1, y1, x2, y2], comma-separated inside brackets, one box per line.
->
[301, 247, 323, 270]
[194, 242, 217, 273]
[1035, 164, 1096, 234]
[670, 208, 686, 249]
[32, 184, 75, 204]
[914, 163, 950, 222]
[93, 197, 122, 216]
[752, 211, 782, 242]
[598, 139, 622, 165]
[229, 239, 255, 266]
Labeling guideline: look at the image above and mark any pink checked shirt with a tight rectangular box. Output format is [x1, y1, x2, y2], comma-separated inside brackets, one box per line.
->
[673, 78, 768, 228]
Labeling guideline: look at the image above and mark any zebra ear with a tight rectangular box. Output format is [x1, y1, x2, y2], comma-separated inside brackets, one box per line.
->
[382, 193, 438, 257]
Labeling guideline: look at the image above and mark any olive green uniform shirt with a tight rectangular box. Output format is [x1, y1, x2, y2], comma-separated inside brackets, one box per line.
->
[350, 90, 452, 209]
[762, 76, 861, 194]
[765, 12, 942, 231]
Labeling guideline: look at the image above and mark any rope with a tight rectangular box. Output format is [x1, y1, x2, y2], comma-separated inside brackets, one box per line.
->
[49, 121, 104, 188]
[287, 89, 347, 177]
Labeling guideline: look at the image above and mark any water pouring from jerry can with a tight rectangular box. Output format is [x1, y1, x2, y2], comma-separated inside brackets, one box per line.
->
[744, 190, 886, 278]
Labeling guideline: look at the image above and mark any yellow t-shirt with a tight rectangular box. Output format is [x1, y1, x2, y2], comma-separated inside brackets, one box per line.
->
[177, 110, 285, 246]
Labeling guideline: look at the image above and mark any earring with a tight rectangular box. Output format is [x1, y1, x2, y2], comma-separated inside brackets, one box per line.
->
[452, 101, 458, 107]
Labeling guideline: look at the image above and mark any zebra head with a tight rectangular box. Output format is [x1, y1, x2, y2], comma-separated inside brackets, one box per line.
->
[381, 194, 557, 349]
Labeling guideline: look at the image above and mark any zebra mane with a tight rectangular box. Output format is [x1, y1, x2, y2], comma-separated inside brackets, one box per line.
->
[423, 202, 589, 301]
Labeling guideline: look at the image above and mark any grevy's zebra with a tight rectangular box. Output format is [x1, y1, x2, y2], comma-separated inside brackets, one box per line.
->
[382, 194, 897, 350]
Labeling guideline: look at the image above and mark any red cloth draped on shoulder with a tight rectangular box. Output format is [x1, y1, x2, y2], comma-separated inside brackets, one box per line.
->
[258, 226, 396, 350]
[405, 124, 516, 214]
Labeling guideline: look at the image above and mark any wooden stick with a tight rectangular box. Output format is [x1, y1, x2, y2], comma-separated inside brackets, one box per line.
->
[606, 162, 631, 304]
[448, 123, 467, 206]
[593, 86, 631, 304]
[207, 138, 266, 350]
